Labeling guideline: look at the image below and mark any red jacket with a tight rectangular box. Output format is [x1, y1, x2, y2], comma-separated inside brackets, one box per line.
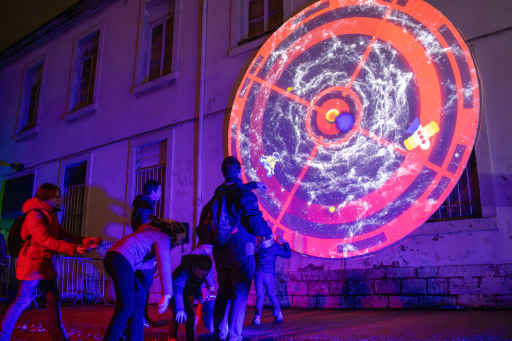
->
[16, 197, 80, 280]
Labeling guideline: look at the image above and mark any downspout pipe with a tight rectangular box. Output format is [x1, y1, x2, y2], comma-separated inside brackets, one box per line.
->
[194, 0, 208, 249]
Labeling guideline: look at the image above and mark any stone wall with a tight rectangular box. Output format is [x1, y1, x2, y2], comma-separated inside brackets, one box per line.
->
[248, 263, 512, 309]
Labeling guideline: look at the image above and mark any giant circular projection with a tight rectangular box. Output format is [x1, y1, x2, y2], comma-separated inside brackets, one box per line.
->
[228, 0, 480, 258]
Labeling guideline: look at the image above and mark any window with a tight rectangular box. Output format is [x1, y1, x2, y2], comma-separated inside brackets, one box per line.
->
[428, 149, 482, 221]
[230, 0, 294, 55]
[61, 161, 87, 236]
[136, 0, 176, 85]
[70, 31, 99, 111]
[0, 174, 35, 221]
[18, 62, 43, 134]
[135, 141, 167, 218]
[244, 0, 283, 42]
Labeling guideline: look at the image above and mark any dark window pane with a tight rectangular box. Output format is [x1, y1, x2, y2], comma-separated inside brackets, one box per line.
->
[163, 17, 174, 75]
[149, 23, 164, 81]
[268, 0, 283, 31]
[249, 0, 264, 20]
[428, 149, 481, 221]
[25, 81, 40, 130]
[1, 174, 34, 220]
[64, 161, 87, 187]
[22, 64, 43, 130]
[269, 0, 282, 13]
[168, 0, 175, 16]
[248, 18, 265, 39]
[74, 32, 99, 110]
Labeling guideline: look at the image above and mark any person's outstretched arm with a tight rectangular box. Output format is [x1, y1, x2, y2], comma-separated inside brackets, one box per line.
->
[172, 270, 188, 317]
[239, 189, 272, 237]
[276, 238, 292, 259]
[154, 233, 173, 313]
[25, 211, 79, 255]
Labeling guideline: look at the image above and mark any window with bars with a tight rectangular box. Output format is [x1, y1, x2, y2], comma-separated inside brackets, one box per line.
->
[244, 0, 283, 42]
[135, 164, 166, 218]
[138, 0, 176, 84]
[135, 140, 167, 219]
[61, 161, 87, 236]
[18, 63, 43, 133]
[70, 31, 99, 111]
[428, 149, 482, 221]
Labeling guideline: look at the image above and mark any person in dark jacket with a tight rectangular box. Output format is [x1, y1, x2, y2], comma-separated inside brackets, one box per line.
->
[131, 180, 162, 231]
[169, 254, 212, 341]
[102, 222, 174, 341]
[130, 179, 162, 327]
[199, 156, 272, 341]
[253, 234, 291, 325]
[0, 183, 99, 341]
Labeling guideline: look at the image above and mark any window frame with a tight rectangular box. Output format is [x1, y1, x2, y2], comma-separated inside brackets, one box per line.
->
[427, 148, 482, 222]
[229, 0, 294, 56]
[146, 16, 174, 81]
[65, 25, 104, 121]
[59, 154, 92, 237]
[15, 56, 47, 141]
[132, 0, 180, 96]
[127, 131, 173, 222]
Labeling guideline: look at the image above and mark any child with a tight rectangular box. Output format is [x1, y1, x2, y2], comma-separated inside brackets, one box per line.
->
[170, 254, 213, 341]
[253, 234, 291, 325]
[190, 243, 216, 334]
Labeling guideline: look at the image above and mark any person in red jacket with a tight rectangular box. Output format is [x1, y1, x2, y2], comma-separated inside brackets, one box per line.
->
[0, 183, 100, 341]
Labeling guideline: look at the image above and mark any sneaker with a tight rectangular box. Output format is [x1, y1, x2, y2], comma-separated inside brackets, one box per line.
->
[274, 312, 283, 324]
[252, 315, 261, 326]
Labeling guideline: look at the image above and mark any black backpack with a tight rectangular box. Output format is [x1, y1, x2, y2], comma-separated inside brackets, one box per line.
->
[7, 209, 48, 257]
[197, 187, 240, 247]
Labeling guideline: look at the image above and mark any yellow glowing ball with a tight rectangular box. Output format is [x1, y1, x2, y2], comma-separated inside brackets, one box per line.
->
[325, 109, 340, 123]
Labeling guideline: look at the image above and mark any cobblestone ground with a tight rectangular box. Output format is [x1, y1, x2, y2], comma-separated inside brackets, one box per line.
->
[1, 304, 512, 340]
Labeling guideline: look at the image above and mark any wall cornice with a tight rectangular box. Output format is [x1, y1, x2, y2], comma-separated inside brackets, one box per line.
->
[0, 0, 120, 70]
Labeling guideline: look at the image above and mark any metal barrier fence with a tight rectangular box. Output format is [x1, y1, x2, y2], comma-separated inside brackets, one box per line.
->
[0, 255, 107, 304]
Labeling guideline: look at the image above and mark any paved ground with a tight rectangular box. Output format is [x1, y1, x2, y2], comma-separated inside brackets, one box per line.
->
[1, 303, 511, 340]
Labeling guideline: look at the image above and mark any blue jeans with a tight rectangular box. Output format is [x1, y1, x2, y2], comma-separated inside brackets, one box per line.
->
[0, 279, 67, 341]
[213, 254, 254, 341]
[255, 271, 281, 316]
[103, 252, 147, 341]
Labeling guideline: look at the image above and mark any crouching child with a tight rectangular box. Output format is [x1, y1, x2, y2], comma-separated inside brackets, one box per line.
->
[170, 254, 213, 341]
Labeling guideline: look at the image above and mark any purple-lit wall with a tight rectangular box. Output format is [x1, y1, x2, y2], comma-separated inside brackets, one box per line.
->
[0, 0, 511, 308]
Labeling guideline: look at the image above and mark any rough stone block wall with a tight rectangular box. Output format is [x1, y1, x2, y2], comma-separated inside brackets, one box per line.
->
[248, 263, 512, 309]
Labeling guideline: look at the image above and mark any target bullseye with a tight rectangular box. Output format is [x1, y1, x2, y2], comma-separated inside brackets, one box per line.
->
[228, 0, 480, 258]
[326, 109, 340, 122]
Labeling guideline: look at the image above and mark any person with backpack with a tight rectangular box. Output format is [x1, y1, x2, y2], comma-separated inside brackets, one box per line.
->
[0, 183, 100, 341]
[197, 156, 272, 341]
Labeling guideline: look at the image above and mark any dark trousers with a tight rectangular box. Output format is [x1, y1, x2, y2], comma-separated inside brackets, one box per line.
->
[0, 279, 66, 341]
[255, 271, 281, 316]
[135, 268, 154, 323]
[213, 255, 255, 341]
[103, 252, 147, 341]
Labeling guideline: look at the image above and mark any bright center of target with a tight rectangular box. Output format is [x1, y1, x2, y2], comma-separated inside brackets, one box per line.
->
[307, 86, 362, 148]
[325, 109, 340, 122]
